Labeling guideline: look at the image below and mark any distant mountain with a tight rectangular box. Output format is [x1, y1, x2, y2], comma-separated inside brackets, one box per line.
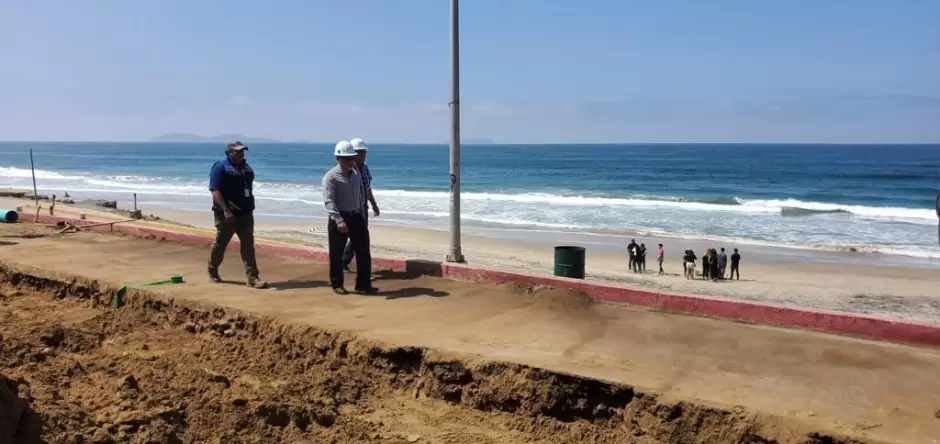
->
[149, 133, 282, 143]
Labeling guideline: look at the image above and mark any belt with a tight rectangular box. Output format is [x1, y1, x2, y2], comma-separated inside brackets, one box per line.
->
[339, 210, 361, 216]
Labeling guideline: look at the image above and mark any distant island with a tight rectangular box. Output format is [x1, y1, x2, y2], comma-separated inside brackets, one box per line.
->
[149, 133, 282, 143]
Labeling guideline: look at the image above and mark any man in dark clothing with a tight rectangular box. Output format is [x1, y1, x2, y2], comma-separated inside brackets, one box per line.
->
[207, 141, 267, 288]
[702, 251, 710, 280]
[342, 137, 380, 271]
[626, 239, 637, 272]
[323, 140, 378, 295]
[638, 243, 647, 273]
[730, 248, 741, 280]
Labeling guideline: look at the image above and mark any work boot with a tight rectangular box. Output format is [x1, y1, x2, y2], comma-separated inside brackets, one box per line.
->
[354, 286, 379, 295]
[208, 267, 222, 283]
[247, 277, 268, 289]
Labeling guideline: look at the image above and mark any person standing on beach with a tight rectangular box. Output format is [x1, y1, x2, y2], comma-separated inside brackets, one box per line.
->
[323, 141, 377, 295]
[638, 243, 647, 273]
[730, 248, 741, 280]
[701, 249, 711, 280]
[709, 248, 720, 281]
[717, 247, 728, 279]
[342, 138, 380, 271]
[207, 141, 267, 288]
[683, 249, 696, 279]
[627, 239, 637, 272]
[657, 243, 665, 276]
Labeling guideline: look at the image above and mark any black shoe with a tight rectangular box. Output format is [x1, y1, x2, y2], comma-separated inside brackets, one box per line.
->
[208, 267, 222, 283]
[332, 287, 348, 295]
[354, 286, 379, 295]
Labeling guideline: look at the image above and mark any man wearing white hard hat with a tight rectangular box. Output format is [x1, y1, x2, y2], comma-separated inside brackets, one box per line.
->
[342, 137, 380, 270]
[321, 140, 377, 294]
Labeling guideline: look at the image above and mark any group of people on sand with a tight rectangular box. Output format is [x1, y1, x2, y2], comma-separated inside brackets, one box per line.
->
[206, 139, 380, 295]
[681, 248, 741, 281]
[626, 239, 665, 276]
[626, 238, 742, 282]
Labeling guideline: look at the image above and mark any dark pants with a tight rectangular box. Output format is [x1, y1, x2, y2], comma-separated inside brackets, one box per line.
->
[329, 212, 371, 289]
[342, 211, 368, 266]
[730, 264, 740, 280]
[208, 212, 259, 278]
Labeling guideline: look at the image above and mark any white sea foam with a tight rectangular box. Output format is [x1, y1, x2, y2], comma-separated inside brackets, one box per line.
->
[3, 166, 938, 260]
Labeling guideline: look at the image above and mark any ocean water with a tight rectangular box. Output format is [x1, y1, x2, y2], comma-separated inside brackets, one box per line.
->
[1, 142, 938, 259]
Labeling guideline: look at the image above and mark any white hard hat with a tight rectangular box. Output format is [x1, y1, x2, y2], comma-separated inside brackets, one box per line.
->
[350, 137, 368, 152]
[333, 140, 357, 157]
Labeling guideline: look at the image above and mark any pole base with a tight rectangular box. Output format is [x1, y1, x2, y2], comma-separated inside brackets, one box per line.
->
[446, 252, 466, 263]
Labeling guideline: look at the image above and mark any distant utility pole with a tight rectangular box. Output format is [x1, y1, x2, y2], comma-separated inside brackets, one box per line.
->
[446, 0, 466, 263]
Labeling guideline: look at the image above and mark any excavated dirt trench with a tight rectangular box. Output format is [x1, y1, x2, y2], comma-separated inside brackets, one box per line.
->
[0, 265, 863, 444]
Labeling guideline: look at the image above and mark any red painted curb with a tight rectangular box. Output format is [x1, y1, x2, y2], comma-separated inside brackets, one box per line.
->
[22, 213, 940, 348]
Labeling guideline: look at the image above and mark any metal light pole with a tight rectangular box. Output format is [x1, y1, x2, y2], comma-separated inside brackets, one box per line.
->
[29, 149, 39, 207]
[446, 0, 466, 263]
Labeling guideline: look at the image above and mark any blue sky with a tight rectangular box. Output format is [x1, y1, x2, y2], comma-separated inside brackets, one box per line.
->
[1, 0, 938, 143]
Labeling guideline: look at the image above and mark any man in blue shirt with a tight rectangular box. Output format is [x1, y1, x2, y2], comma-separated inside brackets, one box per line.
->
[342, 137, 380, 271]
[207, 141, 267, 288]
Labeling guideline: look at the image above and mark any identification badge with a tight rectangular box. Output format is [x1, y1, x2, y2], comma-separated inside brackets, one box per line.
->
[244, 188, 251, 197]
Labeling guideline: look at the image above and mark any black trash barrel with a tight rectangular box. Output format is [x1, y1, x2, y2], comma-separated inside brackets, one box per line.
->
[553, 246, 586, 279]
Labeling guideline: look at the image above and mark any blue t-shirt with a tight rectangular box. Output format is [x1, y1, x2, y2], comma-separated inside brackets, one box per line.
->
[209, 156, 255, 215]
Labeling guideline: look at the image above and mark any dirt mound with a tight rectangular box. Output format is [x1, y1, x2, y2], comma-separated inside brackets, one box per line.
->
[501, 283, 596, 311]
[0, 265, 863, 443]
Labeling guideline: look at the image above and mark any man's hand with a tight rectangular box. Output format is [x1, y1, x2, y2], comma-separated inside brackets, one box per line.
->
[372, 204, 380, 217]
[223, 209, 235, 221]
[337, 220, 348, 233]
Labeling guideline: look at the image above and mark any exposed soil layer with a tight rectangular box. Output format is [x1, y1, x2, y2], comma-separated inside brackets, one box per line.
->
[0, 266, 865, 443]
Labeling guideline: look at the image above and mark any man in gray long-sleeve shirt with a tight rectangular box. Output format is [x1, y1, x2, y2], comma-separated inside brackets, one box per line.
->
[322, 140, 376, 294]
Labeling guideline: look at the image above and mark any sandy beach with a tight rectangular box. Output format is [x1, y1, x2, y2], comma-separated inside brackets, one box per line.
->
[3, 192, 939, 324]
[3, 220, 940, 443]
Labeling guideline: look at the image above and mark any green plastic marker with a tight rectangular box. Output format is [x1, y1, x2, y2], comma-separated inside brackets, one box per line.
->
[113, 274, 184, 309]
